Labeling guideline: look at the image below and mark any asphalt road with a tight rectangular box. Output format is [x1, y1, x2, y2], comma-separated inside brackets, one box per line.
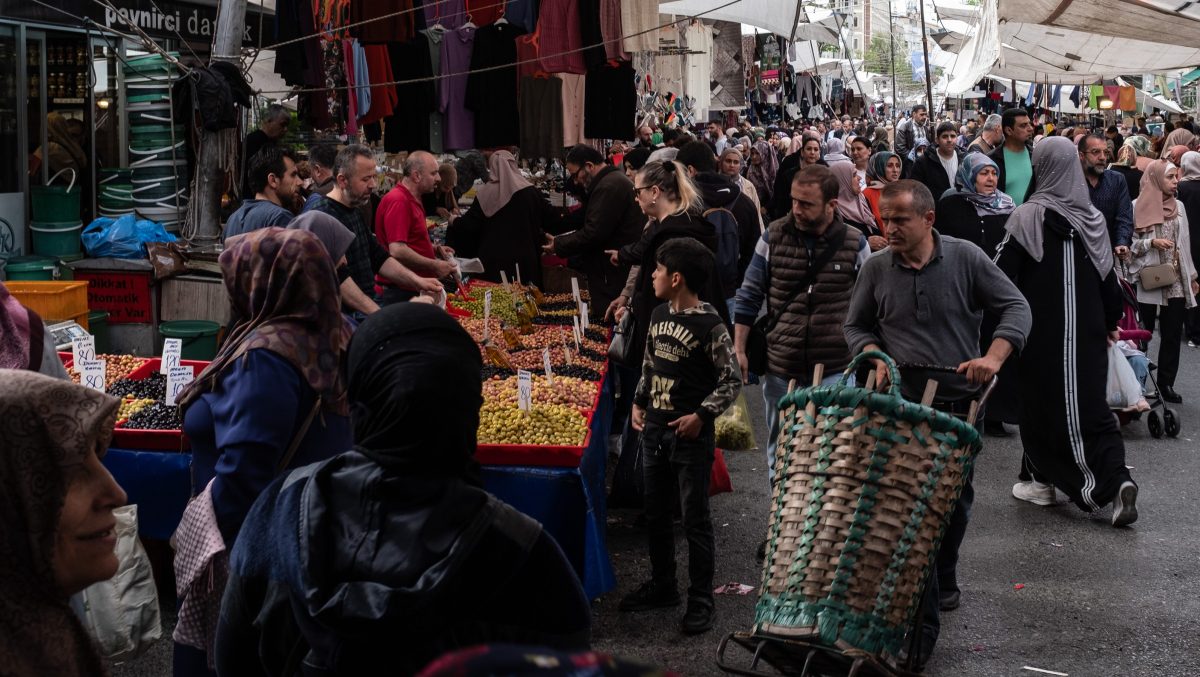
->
[114, 343, 1200, 677]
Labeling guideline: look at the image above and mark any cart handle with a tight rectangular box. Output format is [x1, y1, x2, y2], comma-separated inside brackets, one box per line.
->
[896, 361, 998, 427]
[47, 167, 76, 193]
[840, 350, 902, 398]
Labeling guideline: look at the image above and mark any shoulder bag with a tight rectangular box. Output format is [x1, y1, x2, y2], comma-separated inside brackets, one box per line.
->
[746, 232, 846, 375]
[1140, 228, 1180, 291]
[607, 306, 638, 367]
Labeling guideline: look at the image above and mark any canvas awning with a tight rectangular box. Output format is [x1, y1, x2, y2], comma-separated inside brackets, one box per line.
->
[999, 0, 1200, 48]
[658, 0, 802, 38]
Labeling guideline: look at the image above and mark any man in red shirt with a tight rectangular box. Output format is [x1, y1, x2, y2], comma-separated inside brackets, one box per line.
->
[374, 151, 457, 304]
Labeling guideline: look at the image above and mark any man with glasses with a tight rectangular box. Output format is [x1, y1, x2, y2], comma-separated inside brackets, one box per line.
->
[1079, 133, 1134, 260]
[543, 144, 644, 317]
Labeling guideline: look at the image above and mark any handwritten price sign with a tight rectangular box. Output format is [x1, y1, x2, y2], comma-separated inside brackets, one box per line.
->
[71, 335, 96, 371]
[161, 338, 183, 374]
[78, 359, 106, 393]
[165, 365, 195, 406]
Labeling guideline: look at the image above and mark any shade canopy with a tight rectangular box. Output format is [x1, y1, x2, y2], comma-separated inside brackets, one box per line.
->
[659, 0, 802, 38]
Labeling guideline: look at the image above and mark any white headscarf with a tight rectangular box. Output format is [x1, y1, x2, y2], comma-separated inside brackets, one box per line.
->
[475, 150, 532, 218]
[1180, 151, 1200, 182]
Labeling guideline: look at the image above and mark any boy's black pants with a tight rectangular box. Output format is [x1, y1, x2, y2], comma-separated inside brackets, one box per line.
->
[641, 420, 715, 605]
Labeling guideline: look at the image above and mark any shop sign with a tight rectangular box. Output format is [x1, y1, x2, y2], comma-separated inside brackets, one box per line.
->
[75, 270, 153, 324]
[2, 0, 267, 45]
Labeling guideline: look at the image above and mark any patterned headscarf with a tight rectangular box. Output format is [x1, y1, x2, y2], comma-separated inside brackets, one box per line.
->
[0, 283, 38, 370]
[1122, 135, 1155, 170]
[179, 228, 350, 414]
[746, 140, 778, 202]
[1134, 160, 1180, 232]
[946, 152, 1015, 216]
[867, 151, 899, 188]
[0, 370, 119, 677]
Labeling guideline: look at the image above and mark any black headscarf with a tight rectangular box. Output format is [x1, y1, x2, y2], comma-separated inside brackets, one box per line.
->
[346, 303, 483, 480]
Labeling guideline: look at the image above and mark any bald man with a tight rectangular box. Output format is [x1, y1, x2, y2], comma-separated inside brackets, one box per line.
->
[374, 150, 456, 305]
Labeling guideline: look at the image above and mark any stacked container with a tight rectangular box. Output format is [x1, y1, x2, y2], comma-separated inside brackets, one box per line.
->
[124, 52, 188, 233]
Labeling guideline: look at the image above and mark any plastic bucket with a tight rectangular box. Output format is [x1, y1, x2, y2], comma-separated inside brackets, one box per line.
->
[5, 255, 57, 280]
[99, 168, 132, 184]
[88, 311, 111, 353]
[31, 223, 82, 257]
[159, 320, 220, 360]
[130, 142, 185, 163]
[31, 169, 80, 222]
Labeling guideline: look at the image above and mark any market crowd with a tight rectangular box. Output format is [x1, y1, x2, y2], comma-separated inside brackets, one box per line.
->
[4, 102, 1200, 676]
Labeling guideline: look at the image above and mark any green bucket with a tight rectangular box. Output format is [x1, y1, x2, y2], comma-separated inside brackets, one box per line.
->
[5, 255, 57, 280]
[160, 320, 220, 360]
[88, 311, 111, 353]
[30, 222, 83, 257]
[31, 169, 81, 222]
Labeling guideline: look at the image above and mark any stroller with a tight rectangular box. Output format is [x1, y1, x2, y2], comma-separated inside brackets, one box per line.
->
[1114, 277, 1180, 438]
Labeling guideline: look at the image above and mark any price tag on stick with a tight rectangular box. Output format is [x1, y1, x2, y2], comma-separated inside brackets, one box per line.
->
[165, 365, 195, 407]
[161, 338, 183, 374]
[516, 369, 533, 412]
[483, 290, 493, 340]
[71, 335, 96, 372]
[500, 270, 510, 289]
[571, 277, 581, 306]
[542, 348, 554, 384]
[515, 263, 522, 286]
[79, 359, 106, 393]
[581, 302, 589, 330]
[572, 316, 582, 350]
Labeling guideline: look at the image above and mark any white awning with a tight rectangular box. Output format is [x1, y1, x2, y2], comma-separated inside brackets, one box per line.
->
[999, 0, 1200, 48]
[659, 0, 802, 38]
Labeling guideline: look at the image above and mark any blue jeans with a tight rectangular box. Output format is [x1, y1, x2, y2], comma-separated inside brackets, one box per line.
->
[1127, 353, 1150, 392]
[762, 371, 852, 485]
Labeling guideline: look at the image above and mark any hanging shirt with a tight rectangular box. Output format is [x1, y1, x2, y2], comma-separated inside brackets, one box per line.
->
[384, 36, 437, 153]
[350, 0, 415, 44]
[358, 45, 397, 126]
[1004, 148, 1033, 207]
[440, 25, 477, 150]
[537, 0, 586, 74]
[466, 0, 503, 26]
[683, 22, 714, 115]
[560, 72, 586, 147]
[621, 0, 659, 53]
[584, 61, 636, 140]
[423, 0, 467, 29]
[505, 0, 539, 31]
[351, 40, 371, 118]
[600, 0, 629, 61]
[422, 28, 447, 153]
[466, 22, 526, 147]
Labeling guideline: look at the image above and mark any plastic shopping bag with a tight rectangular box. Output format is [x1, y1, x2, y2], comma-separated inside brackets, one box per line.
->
[1106, 344, 1143, 409]
[82, 215, 177, 259]
[715, 392, 757, 451]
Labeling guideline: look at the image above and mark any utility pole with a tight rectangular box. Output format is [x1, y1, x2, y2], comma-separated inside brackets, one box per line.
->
[190, 0, 247, 247]
[917, 0, 934, 114]
[888, 2, 897, 126]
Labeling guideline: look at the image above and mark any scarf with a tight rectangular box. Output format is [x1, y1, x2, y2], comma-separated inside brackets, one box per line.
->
[829, 161, 876, 228]
[0, 370, 118, 677]
[178, 228, 350, 414]
[0, 282, 36, 370]
[1181, 151, 1200, 182]
[823, 137, 850, 164]
[475, 150, 532, 218]
[287, 211, 356, 263]
[1134, 160, 1180, 232]
[346, 303, 483, 480]
[1004, 136, 1113, 276]
[867, 151, 898, 189]
[746, 140, 777, 201]
[1161, 128, 1195, 158]
[1167, 145, 1190, 165]
[944, 152, 1015, 216]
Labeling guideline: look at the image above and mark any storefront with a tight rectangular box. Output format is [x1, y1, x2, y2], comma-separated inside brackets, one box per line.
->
[0, 0, 267, 258]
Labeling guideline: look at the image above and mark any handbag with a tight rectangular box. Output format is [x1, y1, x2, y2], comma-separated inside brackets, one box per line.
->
[746, 232, 844, 375]
[607, 306, 638, 366]
[1140, 249, 1179, 290]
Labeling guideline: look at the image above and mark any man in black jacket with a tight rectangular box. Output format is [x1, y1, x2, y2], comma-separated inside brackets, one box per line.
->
[675, 141, 762, 310]
[544, 144, 645, 317]
[910, 122, 964, 199]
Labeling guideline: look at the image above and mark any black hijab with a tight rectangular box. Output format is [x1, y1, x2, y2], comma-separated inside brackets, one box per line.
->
[346, 303, 483, 481]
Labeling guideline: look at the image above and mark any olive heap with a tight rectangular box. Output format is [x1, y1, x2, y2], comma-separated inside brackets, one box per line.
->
[124, 401, 183, 430]
[69, 354, 147, 389]
[109, 372, 167, 400]
[477, 403, 588, 446]
[482, 375, 596, 412]
[116, 397, 156, 421]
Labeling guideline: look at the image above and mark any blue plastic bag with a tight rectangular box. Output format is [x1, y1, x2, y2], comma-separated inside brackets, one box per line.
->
[81, 215, 178, 259]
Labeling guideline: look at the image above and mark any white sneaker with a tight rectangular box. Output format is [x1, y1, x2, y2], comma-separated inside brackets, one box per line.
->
[1112, 481, 1139, 527]
[1012, 481, 1063, 506]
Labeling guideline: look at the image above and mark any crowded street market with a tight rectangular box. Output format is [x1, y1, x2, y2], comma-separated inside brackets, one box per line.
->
[3, 0, 1200, 675]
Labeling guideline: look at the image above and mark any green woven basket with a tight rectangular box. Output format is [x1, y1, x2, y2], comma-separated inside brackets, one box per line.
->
[754, 351, 983, 662]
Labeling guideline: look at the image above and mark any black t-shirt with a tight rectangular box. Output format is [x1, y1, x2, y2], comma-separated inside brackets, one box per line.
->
[643, 303, 724, 427]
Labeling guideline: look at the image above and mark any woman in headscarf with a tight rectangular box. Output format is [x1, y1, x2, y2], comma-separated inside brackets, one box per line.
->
[829, 162, 883, 250]
[214, 304, 592, 675]
[768, 134, 826, 220]
[776, 136, 792, 160]
[937, 152, 1020, 435]
[822, 137, 851, 164]
[0, 370, 126, 677]
[622, 146, 652, 180]
[862, 151, 901, 235]
[996, 136, 1137, 526]
[746, 140, 778, 208]
[1160, 128, 1196, 159]
[1129, 160, 1199, 403]
[285, 210, 383, 316]
[719, 146, 763, 221]
[1165, 145, 1190, 165]
[1110, 138, 1149, 199]
[1176, 151, 1200, 346]
[446, 150, 558, 287]
[174, 228, 352, 674]
[0, 282, 69, 378]
[871, 125, 891, 154]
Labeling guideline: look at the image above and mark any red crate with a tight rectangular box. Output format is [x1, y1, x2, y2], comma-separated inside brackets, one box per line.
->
[111, 357, 211, 452]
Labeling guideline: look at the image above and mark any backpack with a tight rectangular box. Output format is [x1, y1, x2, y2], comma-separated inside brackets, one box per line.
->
[703, 206, 741, 293]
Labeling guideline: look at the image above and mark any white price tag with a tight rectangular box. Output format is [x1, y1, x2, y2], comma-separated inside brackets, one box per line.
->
[79, 359, 106, 393]
[165, 365, 195, 407]
[515, 262, 522, 286]
[564, 345, 573, 365]
[571, 277, 581, 305]
[572, 316, 582, 350]
[71, 335, 96, 372]
[499, 270, 510, 289]
[581, 302, 589, 330]
[516, 369, 533, 412]
[483, 290, 493, 340]
[542, 348, 554, 384]
[161, 338, 183, 374]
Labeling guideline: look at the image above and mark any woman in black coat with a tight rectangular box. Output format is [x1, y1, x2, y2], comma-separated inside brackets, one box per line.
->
[447, 151, 560, 287]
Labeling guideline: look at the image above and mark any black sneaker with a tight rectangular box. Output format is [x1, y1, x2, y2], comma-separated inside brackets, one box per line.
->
[619, 580, 681, 612]
[681, 599, 714, 634]
[755, 539, 768, 562]
[938, 589, 961, 611]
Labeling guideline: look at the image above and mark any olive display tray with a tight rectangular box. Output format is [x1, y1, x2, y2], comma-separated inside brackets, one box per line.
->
[111, 357, 210, 451]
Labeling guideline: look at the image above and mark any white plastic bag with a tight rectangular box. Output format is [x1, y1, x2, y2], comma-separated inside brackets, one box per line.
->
[1106, 344, 1143, 409]
[75, 504, 162, 659]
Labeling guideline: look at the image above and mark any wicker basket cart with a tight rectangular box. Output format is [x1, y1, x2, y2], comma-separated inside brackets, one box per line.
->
[717, 351, 994, 676]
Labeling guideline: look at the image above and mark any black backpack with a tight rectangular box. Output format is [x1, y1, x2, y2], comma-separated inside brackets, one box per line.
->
[703, 207, 741, 293]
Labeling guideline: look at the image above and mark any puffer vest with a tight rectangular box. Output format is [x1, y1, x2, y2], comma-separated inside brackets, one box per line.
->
[765, 214, 862, 379]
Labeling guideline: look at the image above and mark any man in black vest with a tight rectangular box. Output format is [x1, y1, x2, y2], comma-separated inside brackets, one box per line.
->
[732, 165, 870, 557]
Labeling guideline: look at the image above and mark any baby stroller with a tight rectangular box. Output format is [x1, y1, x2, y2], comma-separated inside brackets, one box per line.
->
[1114, 278, 1180, 438]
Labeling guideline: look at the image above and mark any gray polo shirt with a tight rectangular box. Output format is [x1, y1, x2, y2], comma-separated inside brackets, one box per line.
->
[844, 231, 1031, 402]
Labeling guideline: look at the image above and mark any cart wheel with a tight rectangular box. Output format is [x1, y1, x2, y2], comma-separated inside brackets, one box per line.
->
[1164, 408, 1181, 438]
[1148, 410, 1164, 438]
